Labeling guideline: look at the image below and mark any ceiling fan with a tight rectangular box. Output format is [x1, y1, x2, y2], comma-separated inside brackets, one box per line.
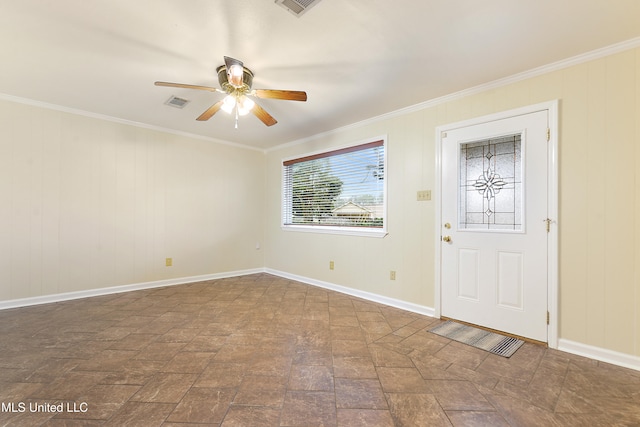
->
[155, 56, 307, 127]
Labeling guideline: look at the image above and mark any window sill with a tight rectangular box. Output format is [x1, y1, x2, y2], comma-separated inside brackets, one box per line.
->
[281, 225, 388, 238]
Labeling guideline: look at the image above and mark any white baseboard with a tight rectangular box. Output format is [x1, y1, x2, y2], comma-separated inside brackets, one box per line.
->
[264, 268, 435, 318]
[558, 339, 640, 372]
[3, 268, 639, 373]
[266, 270, 640, 372]
[0, 268, 264, 310]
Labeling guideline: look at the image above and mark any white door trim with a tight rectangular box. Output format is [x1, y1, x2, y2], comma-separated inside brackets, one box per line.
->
[435, 100, 559, 348]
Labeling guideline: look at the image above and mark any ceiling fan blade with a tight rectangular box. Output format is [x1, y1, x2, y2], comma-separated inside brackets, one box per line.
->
[224, 56, 244, 88]
[196, 100, 224, 121]
[253, 89, 307, 102]
[155, 81, 220, 93]
[251, 102, 277, 126]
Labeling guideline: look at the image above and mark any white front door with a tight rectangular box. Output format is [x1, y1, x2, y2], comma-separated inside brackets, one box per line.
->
[440, 110, 549, 342]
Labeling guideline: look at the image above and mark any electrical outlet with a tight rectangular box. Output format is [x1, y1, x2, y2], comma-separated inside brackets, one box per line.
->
[390, 270, 396, 280]
[165, 257, 172, 267]
[417, 190, 431, 201]
[329, 261, 335, 270]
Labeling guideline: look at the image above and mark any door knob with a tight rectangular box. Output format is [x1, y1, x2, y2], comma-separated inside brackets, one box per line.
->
[442, 236, 451, 243]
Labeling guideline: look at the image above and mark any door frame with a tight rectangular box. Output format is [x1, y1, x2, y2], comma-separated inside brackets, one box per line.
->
[434, 100, 559, 348]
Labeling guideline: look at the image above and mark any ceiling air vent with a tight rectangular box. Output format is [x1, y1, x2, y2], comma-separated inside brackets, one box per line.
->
[164, 95, 190, 109]
[274, 0, 322, 17]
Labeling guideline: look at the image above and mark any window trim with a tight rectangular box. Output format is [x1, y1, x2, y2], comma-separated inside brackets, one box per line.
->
[281, 135, 388, 237]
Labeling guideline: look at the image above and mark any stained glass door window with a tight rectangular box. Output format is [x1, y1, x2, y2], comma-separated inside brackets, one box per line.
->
[459, 134, 522, 231]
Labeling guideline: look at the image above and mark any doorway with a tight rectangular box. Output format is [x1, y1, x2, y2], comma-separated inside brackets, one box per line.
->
[435, 102, 558, 345]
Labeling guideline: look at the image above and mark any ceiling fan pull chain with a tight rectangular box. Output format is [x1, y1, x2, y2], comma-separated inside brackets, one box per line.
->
[234, 105, 239, 129]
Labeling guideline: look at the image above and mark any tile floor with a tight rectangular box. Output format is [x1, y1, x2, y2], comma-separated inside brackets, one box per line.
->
[1, 273, 640, 426]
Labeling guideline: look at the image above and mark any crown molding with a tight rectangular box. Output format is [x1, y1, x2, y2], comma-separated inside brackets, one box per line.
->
[0, 93, 264, 153]
[268, 36, 640, 153]
[3, 35, 639, 155]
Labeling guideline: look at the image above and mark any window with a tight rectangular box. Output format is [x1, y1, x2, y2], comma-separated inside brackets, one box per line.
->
[459, 134, 523, 231]
[282, 138, 386, 236]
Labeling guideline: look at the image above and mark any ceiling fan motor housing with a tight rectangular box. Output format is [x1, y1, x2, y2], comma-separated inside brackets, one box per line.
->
[216, 65, 254, 93]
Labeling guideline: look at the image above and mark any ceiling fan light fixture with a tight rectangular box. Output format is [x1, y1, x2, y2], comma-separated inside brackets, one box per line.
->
[221, 95, 236, 113]
[238, 97, 255, 116]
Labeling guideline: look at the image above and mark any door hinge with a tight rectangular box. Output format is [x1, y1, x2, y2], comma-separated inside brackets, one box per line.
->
[546, 128, 550, 142]
[547, 311, 550, 325]
[544, 218, 552, 232]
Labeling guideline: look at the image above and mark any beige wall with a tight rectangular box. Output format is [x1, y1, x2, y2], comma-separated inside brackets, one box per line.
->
[0, 100, 265, 301]
[0, 46, 638, 360]
[265, 47, 640, 357]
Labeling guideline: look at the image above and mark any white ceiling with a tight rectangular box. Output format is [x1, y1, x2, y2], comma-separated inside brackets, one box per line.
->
[1, 1, 639, 150]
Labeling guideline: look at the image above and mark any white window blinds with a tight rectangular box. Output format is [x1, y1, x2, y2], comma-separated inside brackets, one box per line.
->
[282, 140, 385, 229]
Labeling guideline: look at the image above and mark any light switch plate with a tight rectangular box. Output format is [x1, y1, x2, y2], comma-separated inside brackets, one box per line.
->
[417, 190, 431, 201]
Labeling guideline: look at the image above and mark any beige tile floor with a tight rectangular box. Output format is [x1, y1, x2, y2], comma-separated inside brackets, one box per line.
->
[1, 273, 639, 426]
